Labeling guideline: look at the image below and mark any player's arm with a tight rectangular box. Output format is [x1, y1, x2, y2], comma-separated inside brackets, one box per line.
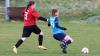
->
[32, 10, 48, 22]
[38, 16, 48, 22]
[55, 17, 66, 30]
[55, 22, 66, 30]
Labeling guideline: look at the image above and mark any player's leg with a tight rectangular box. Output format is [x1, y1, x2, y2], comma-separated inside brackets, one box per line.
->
[60, 41, 68, 54]
[32, 25, 47, 50]
[38, 31, 47, 50]
[53, 33, 67, 53]
[13, 37, 27, 54]
[38, 31, 43, 46]
[53, 33, 67, 48]
[12, 26, 32, 54]
[61, 35, 73, 48]
[60, 35, 73, 53]
[59, 33, 68, 54]
[64, 35, 73, 45]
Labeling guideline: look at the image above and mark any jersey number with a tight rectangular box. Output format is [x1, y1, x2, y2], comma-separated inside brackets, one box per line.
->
[24, 10, 29, 20]
[51, 22, 55, 28]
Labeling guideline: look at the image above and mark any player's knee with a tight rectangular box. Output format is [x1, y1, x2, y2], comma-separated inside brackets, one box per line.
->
[39, 31, 43, 35]
[21, 37, 26, 41]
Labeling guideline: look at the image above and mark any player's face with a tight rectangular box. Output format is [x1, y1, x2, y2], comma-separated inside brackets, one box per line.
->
[55, 12, 59, 16]
[30, 4, 36, 9]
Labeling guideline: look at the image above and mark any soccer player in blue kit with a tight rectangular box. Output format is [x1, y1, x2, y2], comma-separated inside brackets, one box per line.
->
[48, 9, 73, 54]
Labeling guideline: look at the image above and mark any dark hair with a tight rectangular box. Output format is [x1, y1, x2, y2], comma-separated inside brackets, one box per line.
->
[51, 9, 58, 16]
[26, 1, 35, 11]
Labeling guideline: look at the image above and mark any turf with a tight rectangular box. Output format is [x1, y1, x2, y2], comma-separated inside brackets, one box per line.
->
[0, 20, 100, 56]
[0, 0, 100, 56]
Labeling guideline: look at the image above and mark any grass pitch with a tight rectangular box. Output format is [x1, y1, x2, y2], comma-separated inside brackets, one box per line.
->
[0, 20, 100, 56]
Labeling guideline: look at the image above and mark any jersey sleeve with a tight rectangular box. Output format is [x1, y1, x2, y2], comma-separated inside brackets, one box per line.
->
[55, 17, 58, 23]
[55, 17, 66, 30]
[32, 10, 40, 19]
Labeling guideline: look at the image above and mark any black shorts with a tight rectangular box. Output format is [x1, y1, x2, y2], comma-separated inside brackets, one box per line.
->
[22, 25, 41, 37]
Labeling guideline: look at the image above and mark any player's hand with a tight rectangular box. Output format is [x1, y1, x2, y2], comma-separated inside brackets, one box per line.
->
[48, 23, 50, 27]
[62, 27, 67, 30]
[47, 19, 49, 22]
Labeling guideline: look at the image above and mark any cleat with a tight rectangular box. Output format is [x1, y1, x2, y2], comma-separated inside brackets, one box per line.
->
[60, 44, 67, 54]
[38, 46, 47, 50]
[62, 48, 67, 54]
[12, 46, 17, 54]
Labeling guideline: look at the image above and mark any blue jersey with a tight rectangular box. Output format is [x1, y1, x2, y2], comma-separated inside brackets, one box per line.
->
[49, 16, 64, 34]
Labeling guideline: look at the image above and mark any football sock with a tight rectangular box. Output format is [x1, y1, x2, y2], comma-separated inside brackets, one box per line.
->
[66, 40, 71, 44]
[15, 39, 23, 48]
[60, 41, 67, 49]
[63, 42, 67, 49]
[38, 35, 43, 46]
[62, 40, 72, 48]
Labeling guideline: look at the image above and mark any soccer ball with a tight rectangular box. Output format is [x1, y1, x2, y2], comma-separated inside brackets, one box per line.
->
[81, 47, 89, 54]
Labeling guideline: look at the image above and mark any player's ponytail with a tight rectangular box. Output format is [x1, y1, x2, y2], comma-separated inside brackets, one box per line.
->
[26, 1, 35, 11]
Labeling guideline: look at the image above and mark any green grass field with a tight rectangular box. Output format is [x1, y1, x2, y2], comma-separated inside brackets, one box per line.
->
[0, 19, 100, 56]
[0, 0, 100, 56]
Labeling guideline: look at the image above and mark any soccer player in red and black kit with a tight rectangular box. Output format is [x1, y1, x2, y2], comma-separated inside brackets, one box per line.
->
[12, 1, 48, 54]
